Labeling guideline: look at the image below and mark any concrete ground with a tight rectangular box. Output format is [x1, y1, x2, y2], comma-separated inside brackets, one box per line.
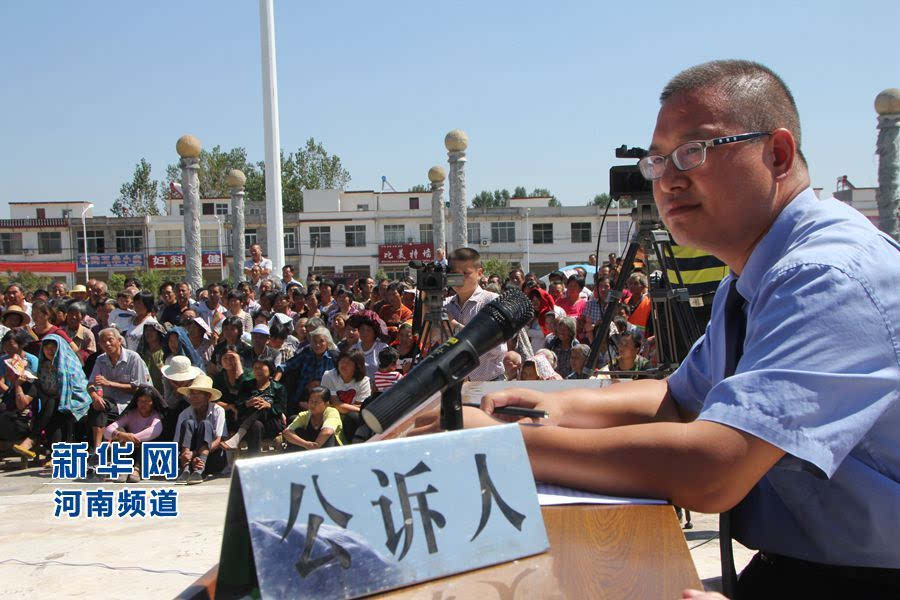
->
[0, 455, 754, 599]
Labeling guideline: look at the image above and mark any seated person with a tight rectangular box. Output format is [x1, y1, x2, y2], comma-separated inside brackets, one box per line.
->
[372, 346, 403, 393]
[208, 316, 253, 375]
[221, 358, 285, 455]
[612, 330, 649, 373]
[10, 335, 92, 459]
[88, 328, 151, 459]
[520, 354, 563, 381]
[159, 354, 203, 441]
[0, 331, 40, 444]
[103, 385, 164, 482]
[567, 344, 592, 379]
[502, 350, 523, 381]
[321, 348, 371, 441]
[174, 375, 227, 485]
[282, 387, 342, 450]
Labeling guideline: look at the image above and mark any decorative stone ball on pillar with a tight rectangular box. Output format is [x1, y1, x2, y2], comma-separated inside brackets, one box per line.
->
[875, 88, 900, 241]
[428, 166, 447, 259]
[177, 134, 204, 294]
[445, 129, 469, 251]
[226, 169, 247, 283]
[176, 134, 203, 158]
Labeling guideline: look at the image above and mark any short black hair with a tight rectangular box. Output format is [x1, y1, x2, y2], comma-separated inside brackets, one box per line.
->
[308, 386, 331, 403]
[337, 348, 367, 382]
[222, 315, 244, 335]
[269, 320, 291, 340]
[134, 290, 155, 313]
[378, 346, 399, 369]
[567, 275, 585, 290]
[449, 247, 481, 267]
[227, 290, 246, 303]
[252, 357, 276, 377]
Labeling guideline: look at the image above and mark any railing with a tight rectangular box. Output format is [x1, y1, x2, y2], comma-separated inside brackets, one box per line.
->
[0, 218, 70, 229]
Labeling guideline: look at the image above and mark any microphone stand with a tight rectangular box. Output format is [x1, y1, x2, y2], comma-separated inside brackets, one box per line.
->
[440, 381, 464, 431]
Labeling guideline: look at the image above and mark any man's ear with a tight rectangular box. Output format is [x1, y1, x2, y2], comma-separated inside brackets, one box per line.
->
[769, 128, 796, 180]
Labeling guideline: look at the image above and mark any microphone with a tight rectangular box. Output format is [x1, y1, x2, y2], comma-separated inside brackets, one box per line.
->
[361, 287, 534, 433]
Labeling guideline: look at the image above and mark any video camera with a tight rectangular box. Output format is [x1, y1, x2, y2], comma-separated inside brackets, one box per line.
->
[609, 144, 661, 230]
[408, 260, 464, 291]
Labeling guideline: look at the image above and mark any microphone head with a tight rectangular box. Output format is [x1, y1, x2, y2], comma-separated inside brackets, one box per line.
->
[483, 287, 535, 339]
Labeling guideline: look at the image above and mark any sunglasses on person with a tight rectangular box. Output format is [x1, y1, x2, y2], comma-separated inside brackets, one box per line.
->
[638, 132, 770, 181]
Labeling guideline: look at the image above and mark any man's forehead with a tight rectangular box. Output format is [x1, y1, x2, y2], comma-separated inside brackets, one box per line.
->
[648, 91, 732, 152]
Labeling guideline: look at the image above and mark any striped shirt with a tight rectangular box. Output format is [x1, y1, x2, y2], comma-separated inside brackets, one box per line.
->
[443, 286, 505, 381]
[373, 369, 403, 392]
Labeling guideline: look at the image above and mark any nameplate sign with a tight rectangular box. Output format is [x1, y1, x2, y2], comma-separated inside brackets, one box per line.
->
[216, 424, 549, 599]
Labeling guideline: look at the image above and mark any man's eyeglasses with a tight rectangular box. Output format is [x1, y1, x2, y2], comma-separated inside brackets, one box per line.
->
[638, 132, 770, 181]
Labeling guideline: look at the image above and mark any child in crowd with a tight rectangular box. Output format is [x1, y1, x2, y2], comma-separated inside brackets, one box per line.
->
[372, 346, 402, 393]
[282, 387, 342, 450]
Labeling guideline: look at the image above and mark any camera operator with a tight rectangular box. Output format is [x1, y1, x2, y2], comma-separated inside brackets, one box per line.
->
[443, 247, 505, 381]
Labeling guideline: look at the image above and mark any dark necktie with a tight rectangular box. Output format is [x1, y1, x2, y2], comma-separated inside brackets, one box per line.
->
[720, 278, 746, 597]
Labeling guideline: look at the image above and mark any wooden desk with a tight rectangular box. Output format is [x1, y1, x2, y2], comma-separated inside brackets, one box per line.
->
[180, 503, 700, 599]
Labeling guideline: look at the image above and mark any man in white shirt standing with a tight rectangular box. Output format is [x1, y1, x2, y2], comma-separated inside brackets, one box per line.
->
[443, 247, 505, 381]
[244, 243, 273, 279]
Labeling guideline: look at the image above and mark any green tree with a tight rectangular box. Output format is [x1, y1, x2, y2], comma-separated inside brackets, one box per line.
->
[530, 188, 559, 207]
[280, 138, 352, 212]
[513, 186, 528, 198]
[112, 159, 162, 217]
[0, 271, 52, 292]
[164, 146, 256, 205]
[589, 193, 633, 208]
[408, 184, 429, 193]
[481, 258, 511, 279]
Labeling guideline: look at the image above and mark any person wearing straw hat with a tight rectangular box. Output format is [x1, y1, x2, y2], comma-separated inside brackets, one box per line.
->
[1, 305, 31, 330]
[69, 284, 89, 302]
[174, 374, 227, 485]
[159, 355, 203, 441]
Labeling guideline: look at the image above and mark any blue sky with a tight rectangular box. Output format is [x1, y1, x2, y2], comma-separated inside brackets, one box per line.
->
[1, 1, 897, 215]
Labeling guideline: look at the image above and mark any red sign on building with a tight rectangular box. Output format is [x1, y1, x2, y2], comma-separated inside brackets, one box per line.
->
[149, 251, 223, 269]
[378, 243, 434, 265]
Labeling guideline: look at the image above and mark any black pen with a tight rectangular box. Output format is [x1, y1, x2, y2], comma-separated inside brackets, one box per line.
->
[462, 402, 549, 420]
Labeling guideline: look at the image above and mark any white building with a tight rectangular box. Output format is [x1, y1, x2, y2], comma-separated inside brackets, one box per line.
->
[0, 201, 83, 283]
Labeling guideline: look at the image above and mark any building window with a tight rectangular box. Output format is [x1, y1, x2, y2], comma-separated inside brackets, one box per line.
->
[62, 209, 72, 219]
[247, 207, 261, 216]
[202, 203, 214, 215]
[36, 208, 46, 219]
[491, 222, 516, 244]
[409, 197, 419, 210]
[0, 233, 23, 254]
[215, 203, 229, 215]
[284, 228, 296, 251]
[571, 222, 592, 243]
[357, 204, 369, 211]
[155, 230, 181, 252]
[467, 222, 481, 245]
[606, 220, 631, 242]
[419, 223, 434, 244]
[115, 229, 144, 253]
[383, 224, 405, 244]
[310, 226, 331, 248]
[76, 230, 105, 254]
[345, 225, 366, 248]
[178, 204, 184, 216]
[38, 232, 62, 254]
[201, 229, 219, 251]
[245, 229, 257, 248]
[533, 223, 553, 244]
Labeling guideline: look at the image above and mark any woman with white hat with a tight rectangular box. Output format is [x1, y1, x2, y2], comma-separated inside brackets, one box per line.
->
[159, 355, 203, 441]
[174, 374, 227, 485]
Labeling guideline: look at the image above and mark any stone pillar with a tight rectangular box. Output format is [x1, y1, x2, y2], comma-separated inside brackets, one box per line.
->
[875, 89, 900, 241]
[445, 129, 468, 250]
[177, 135, 203, 293]
[227, 169, 247, 282]
[428, 166, 446, 256]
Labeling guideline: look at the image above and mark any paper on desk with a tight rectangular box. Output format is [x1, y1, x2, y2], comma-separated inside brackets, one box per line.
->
[536, 482, 667, 506]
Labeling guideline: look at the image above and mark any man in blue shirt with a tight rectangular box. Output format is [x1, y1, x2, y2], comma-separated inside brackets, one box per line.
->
[451, 60, 900, 597]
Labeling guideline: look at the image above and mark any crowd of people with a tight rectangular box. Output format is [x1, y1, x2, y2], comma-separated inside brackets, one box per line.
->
[0, 245, 657, 484]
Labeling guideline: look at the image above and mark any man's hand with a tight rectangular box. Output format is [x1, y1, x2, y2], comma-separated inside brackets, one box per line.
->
[407, 405, 504, 436]
[481, 387, 564, 426]
[91, 396, 106, 411]
[94, 375, 110, 387]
